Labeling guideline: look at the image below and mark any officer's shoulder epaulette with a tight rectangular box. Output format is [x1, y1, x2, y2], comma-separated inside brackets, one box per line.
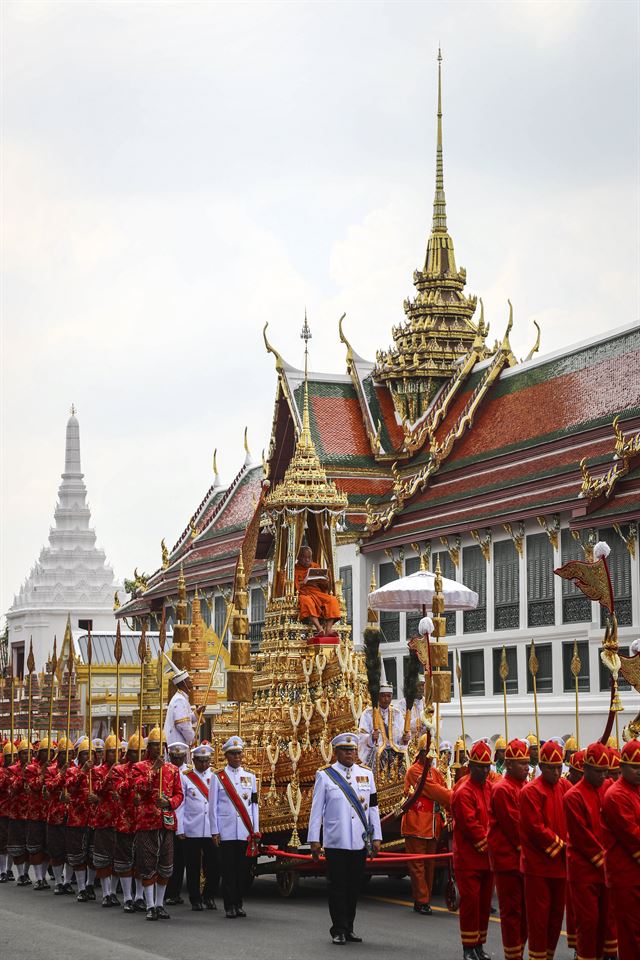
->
[358, 762, 372, 770]
[183, 764, 193, 773]
[318, 765, 330, 772]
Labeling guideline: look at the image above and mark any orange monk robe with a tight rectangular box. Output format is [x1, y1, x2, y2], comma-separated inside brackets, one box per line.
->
[294, 562, 341, 622]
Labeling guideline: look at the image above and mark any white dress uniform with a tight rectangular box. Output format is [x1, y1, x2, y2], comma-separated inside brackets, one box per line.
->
[163, 689, 197, 750]
[177, 767, 212, 837]
[308, 735, 383, 941]
[209, 766, 259, 840]
[358, 704, 406, 764]
[177, 758, 219, 908]
[307, 761, 382, 850]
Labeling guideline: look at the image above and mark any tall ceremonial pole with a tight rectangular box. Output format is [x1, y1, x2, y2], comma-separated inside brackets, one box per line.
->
[570, 638, 581, 749]
[114, 620, 123, 742]
[157, 610, 167, 796]
[196, 603, 233, 742]
[9, 662, 15, 756]
[86, 628, 93, 791]
[47, 637, 58, 755]
[26, 638, 35, 758]
[455, 649, 466, 746]
[500, 645, 509, 743]
[137, 622, 147, 761]
[65, 630, 74, 749]
[529, 637, 540, 747]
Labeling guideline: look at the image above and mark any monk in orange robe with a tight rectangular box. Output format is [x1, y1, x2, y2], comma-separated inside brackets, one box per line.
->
[294, 546, 341, 636]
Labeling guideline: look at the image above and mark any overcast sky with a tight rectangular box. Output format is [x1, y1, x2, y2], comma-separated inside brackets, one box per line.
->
[1, 0, 638, 622]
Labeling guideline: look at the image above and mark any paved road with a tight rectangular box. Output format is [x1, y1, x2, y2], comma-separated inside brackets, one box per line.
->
[1, 872, 575, 960]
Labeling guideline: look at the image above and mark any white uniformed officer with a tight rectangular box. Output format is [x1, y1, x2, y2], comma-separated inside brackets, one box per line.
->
[165, 742, 190, 905]
[162, 655, 197, 752]
[176, 743, 219, 911]
[209, 736, 259, 919]
[308, 731, 382, 944]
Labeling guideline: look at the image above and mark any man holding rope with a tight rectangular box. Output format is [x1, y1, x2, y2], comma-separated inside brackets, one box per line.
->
[308, 732, 382, 945]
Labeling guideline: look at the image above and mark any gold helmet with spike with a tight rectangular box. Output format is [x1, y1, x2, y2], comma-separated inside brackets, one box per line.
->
[17, 738, 30, 752]
[127, 731, 144, 751]
[147, 727, 162, 743]
[56, 736, 71, 753]
[3, 741, 16, 756]
[104, 733, 118, 750]
[74, 737, 90, 753]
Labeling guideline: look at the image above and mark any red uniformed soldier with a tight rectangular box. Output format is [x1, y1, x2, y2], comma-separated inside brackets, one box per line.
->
[64, 737, 93, 900]
[25, 739, 54, 889]
[90, 733, 120, 907]
[488, 738, 530, 960]
[401, 733, 451, 914]
[113, 733, 144, 912]
[519, 739, 569, 960]
[44, 737, 72, 893]
[564, 741, 610, 960]
[451, 740, 493, 960]
[563, 747, 584, 953]
[601, 739, 640, 960]
[0, 742, 17, 881]
[7, 739, 31, 884]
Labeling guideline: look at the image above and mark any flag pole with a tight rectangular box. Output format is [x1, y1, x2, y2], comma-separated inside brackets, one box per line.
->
[500, 645, 509, 743]
[570, 639, 581, 749]
[529, 638, 540, 747]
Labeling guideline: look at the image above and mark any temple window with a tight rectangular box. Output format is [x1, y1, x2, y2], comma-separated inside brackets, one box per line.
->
[526, 642, 553, 693]
[460, 649, 485, 696]
[338, 566, 353, 625]
[598, 527, 632, 627]
[526, 533, 555, 627]
[561, 530, 591, 623]
[562, 640, 590, 692]
[382, 657, 398, 698]
[492, 646, 518, 695]
[462, 545, 486, 633]
[494, 539, 520, 630]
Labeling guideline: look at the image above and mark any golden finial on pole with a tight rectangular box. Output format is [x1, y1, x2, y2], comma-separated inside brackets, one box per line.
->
[499, 645, 509, 743]
[570, 639, 582, 750]
[529, 638, 540, 747]
[455, 649, 466, 746]
[26, 638, 35, 758]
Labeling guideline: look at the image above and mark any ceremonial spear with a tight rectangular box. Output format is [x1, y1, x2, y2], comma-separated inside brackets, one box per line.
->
[9, 662, 15, 757]
[500, 645, 509, 743]
[137, 622, 147, 761]
[26, 638, 35, 758]
[86, 629, 93, 791]
[47, 637, 58, 757]
[64, 627, 75, 752]
[570, 639, 581, 749]
[114, 620, 123, 743]
[455, 649, 466, 746]
[529, 638, 541, 747]
[157, 610, 167, 797]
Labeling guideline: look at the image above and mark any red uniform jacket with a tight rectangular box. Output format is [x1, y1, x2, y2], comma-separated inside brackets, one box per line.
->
[64, 764, 91, 828]
[564, 777, 606, 884]
[451, 775, 492, 873]
[401, 762, 451, 840]
[519, 776, 569, 877]
[131, 759, 183, 832]
[113, 761, 137, 834]
[24, 759, 49, 821]
[0, 766, 12, 817]
[91, 763, 120, 829]
[6, 762, 29, 820]
[44, 761, 68, 825]
[601, 777, 640, 888]
[488, 772, 524, 873]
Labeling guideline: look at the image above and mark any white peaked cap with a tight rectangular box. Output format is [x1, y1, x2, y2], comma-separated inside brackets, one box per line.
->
[379, 658, 393, 694]
[168, 742, 188, 753]
[222, 736, 244, 753]
[192, 743, 213, 758]
[163, 652, 190, 685]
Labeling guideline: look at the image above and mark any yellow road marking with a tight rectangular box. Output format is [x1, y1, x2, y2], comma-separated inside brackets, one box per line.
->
[364, 894, 568, 938]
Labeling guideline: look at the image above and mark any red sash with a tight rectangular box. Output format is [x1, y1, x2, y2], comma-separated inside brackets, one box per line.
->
[216, 770, 260, 856]
[184, 770, 209, 800]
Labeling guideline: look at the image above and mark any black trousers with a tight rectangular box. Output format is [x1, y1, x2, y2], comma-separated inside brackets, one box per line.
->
[324, 848, 367, 936]
[183, 837, 219, 904]
[165, 836, 185, 898]
[219, 840, 249, 910]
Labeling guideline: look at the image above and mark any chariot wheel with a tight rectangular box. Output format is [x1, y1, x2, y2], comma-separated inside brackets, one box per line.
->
[275, 868, 300, 898]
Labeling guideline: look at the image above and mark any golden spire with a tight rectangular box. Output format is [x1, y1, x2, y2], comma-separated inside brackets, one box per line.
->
[300, 309, 313, 449]
[432, 46, 447, 235]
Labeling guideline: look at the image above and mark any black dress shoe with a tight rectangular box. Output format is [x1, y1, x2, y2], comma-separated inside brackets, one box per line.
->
[76, 889, 90, 902]
[54, 883, 65, 895]
[63, 882, 74, 894]
[122, 899, 135, 913]
[235, 907, 246, 917]
[85, 884, 96, 901]
[346, 932, 363, 942]
[145, 907, 157, 921]
[17, 874, 32, 886]
[164, 896, 180, 905]
[225, 908, 237, 918]
[6, 870, 15, 881]
[203, 897, 217, 910]
[331, 933, 347, 945]
[109, 894, 121, 906]
[102, 895, 113, 907]
[33, 879, 46, 891]
[463, 950, 478, 960]
[134, 898, 146, 912]
[191, 902, 204, 911]
[413, 902, 432, 915]
[0, 873, 7, 883]
[156, 906, 170, 919]
[474, 950, 491, 960]
[41, 879, 51, 889]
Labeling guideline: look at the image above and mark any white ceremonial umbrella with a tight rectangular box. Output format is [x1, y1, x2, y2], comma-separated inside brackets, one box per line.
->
[368, 569, 478, 612]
